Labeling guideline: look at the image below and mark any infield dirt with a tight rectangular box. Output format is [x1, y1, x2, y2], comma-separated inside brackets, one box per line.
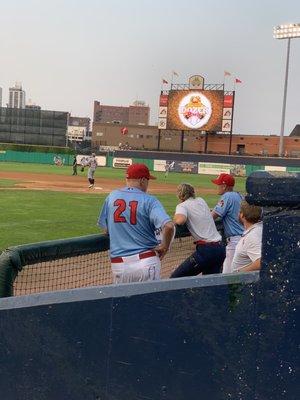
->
[0, 171, 216, 195]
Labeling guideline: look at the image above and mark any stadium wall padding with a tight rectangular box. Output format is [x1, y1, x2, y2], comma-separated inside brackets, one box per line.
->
[0, 225, 194, 298]
[116, 149, 300, 167]
[0, 234, 110, 297]
[287, 166, 300, 172]
[0, 172, 299, 399]
[0, 150, 74, 165]
[245, 164, 265, 176]
[1, 148, 300, 174]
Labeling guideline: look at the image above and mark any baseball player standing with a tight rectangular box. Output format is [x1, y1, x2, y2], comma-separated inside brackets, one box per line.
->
[72, 155, 78, 175]
[164, 161, 175, 178]
[87, 153, 98, 188]
[164, 163, 171, 178]
[98, 163, 175, 284]
[211, 173, 244, 274]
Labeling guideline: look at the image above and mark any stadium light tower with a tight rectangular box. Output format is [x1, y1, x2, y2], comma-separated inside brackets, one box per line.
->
[273, 23, 300, 157]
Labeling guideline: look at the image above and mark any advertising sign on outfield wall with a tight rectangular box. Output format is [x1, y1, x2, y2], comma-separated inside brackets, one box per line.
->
[154, 159, 198, 173]
[76, 155, 106, 167]
[198, 162, 231, 175]
[172, 160, 198, 173]
[154, 160, 167, 172]
[113, 157, 132, 168]
[265, 165, 287, 172]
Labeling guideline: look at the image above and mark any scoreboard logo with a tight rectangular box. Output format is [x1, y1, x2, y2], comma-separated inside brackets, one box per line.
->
[178, 92, 212, 129]
[166, 89, 223, 131]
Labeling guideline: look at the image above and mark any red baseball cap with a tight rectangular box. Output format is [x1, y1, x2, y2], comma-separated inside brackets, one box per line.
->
[211, 173, 235, 187]
[126, 163, 156, 180]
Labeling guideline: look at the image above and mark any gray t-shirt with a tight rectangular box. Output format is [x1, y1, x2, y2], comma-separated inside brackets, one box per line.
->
[175, 197, 221, 242]
[231, 222, 263, 271]
[88, 156, 98, 169]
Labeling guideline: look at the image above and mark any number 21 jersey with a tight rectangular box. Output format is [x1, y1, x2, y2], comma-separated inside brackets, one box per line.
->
[98, 187, 171, 257]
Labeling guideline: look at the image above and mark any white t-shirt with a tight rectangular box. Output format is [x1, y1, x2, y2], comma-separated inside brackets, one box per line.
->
[231, 222, 263, 271]
[175, 197, 221, 242]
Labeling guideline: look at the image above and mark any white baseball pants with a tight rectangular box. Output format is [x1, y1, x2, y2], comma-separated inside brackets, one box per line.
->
[222, 235, 241, 274]
[111, 253, 161, 284]
[88, 167, 96, 180]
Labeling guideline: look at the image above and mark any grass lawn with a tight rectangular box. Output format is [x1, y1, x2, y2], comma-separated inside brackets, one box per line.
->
[0, 179, 20, 187]
[0, 162, 246, 250]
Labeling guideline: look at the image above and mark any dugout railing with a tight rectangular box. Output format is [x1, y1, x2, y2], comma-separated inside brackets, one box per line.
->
[0, 224, 212, 298]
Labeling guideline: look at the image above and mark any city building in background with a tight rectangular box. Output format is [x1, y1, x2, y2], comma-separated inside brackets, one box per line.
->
[25, 104, 41, 110]
[0, 107, 68, 146]
[68, 116, 91, 143]
[290, 124, 300, 137]
[69, 116, 90, 132]
[92, 123, 157, 151]
[8, 82, 26, 109]
[93, 100, 150, 126]
[92, 123, 300, 157]
[0, 87, 2, 107]
[67, 116, 91, 143]
[26, 99, 41, 110]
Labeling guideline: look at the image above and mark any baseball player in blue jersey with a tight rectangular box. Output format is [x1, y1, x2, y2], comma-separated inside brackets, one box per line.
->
[98, 163, 175, 284]
[211, 173, 244, 274]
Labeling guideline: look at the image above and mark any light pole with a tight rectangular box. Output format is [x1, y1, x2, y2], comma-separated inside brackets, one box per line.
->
[273, 23, 300, 157]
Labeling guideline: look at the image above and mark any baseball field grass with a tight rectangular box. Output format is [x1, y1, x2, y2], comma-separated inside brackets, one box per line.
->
[0, 162, 246, 251]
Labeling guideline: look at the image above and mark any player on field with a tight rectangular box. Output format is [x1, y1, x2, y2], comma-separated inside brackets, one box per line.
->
[98, 163, 175, 284]
[87, 153, 98, 188]
[72, 155, 78, 175]
[164, 161, 175, 178]
[211, 173, 244, 274]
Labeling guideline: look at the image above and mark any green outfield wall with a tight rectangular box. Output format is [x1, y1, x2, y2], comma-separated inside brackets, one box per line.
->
[1, 147, 300, 176]
[0, 150, 74, 165]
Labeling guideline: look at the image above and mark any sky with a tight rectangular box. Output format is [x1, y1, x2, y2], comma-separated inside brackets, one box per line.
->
[0, 0, 299, 136]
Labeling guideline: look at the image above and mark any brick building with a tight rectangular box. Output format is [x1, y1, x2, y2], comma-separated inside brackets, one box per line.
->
[93, 100, 150, 126]
[196, 133, 300, 157]
[92, 123, 300, 157]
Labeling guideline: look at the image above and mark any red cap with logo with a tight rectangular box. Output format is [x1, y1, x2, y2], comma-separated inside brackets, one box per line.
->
[126, 163, 156, 180]
[211, 173, 235, 187]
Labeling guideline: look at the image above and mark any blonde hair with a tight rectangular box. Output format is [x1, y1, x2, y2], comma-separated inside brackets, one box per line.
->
[177, 183, 195, 201]
[240, 200, 262, 223]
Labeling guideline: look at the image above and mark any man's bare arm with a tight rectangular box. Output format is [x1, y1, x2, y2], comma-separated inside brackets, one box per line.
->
[173, 213, 187, 225]
[238, 258, 261, 272]
[211, 210, 220, 220]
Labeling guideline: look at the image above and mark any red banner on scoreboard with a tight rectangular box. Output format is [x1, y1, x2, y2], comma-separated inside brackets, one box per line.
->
[224, 95, 234, 108]
[159, 95, 169, 107]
